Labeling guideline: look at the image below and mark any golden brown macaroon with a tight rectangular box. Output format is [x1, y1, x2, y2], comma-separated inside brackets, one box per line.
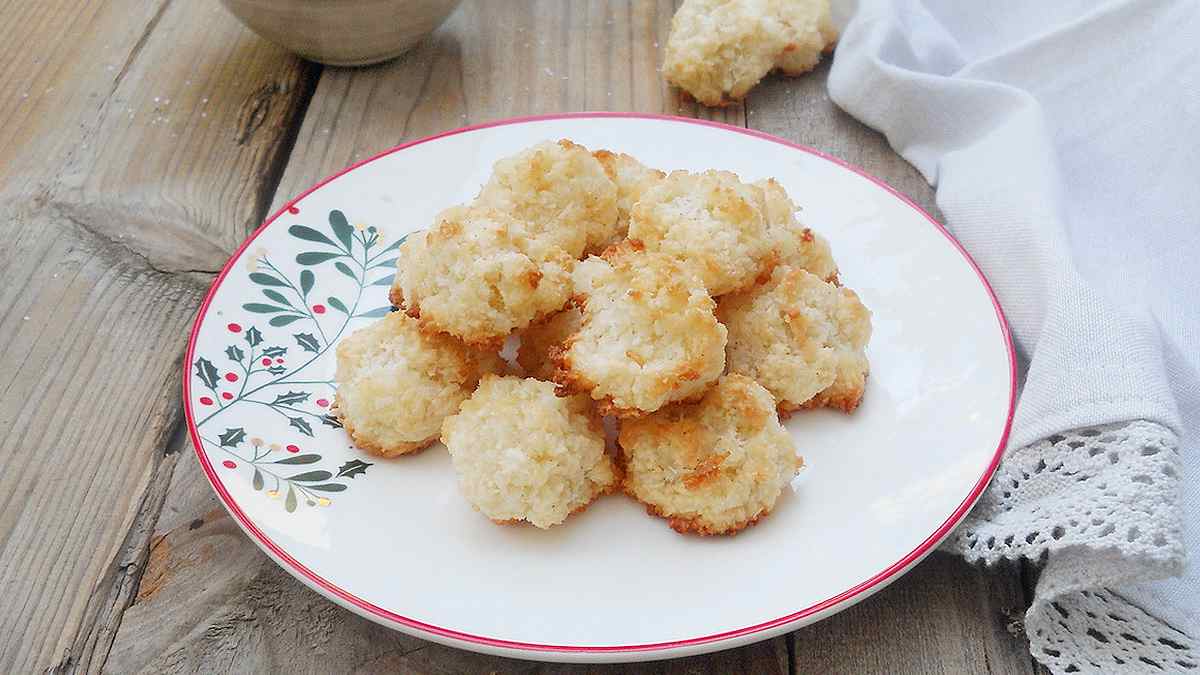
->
[718, 266, 871, 413]
[663, 0, 786, 107]
[619, 374, 802, 535]
[754, 178, 839, 284]
[773, 0, 839, 75]
[553, 243, 727, 417]
[441, 375, 619, 529]
[390, 205, 574, 347]
[516, 307, 582, 381]
[476, 139, 619, 258]
[662, 0, 836, 107]
[628, 170, 776, 296]
[334, 312, 502, 458]
[593, 149, 666, 244]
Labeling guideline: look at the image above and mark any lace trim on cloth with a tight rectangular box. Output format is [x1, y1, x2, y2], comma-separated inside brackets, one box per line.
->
[942, 420, 1196, 673]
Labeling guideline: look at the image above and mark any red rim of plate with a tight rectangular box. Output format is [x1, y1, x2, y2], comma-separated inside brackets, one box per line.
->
[184, 112, 1017, 655]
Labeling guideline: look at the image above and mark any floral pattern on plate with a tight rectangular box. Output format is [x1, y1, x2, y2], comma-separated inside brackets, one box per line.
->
[191, 208, 403, 511]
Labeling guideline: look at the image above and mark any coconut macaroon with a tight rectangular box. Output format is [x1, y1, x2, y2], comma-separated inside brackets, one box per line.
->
[475, 139, 619, 258]
[619, 374, 801, 535]
[773, 0, 839, 75]
[516, 307, 582, 381]
[663, 0, 836, 107]
[628, 170, 776, 296]
[334, 312, 502, 458]
[718, 266, 871, 413]
[553, 243, 727, 417]
[441, 376, 619, 529]
[663, 0, 785, 106]
[390, 205, 573, 347]
[593, 149, 665, 242]
[755, 178, 839, 283]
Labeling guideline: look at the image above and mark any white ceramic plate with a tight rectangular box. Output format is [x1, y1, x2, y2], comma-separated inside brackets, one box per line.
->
[185, 113, 1014, 662]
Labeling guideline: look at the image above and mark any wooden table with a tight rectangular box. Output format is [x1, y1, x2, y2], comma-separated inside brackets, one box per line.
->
[1, 2, 1042, 672]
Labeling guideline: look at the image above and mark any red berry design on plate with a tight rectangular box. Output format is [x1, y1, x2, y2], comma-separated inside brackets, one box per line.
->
[222, 460, 237, 469]
[316, 398, 329, 408]
[313, 304, 326, 314]
[199, 396, 214, 406]
[227, 323, 242, 333]
[287, 205, 300, 215]
[275, 358, 284, 364]
[221, 392, 233, 400]
[262, 358, 272, 366]
[225, 372, 238, 382]
[286, 444, 300, 453]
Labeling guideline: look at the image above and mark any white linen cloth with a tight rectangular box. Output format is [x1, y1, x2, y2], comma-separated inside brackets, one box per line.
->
[827, 1, 1199, 671]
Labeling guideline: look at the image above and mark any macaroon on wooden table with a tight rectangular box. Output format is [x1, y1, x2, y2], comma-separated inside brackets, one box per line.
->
[0, 2, 1038, 672]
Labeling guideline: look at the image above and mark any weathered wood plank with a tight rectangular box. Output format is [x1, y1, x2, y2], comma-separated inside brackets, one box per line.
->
[745, 60, 936, 215]
[789, 554, 1033, 674]
[0, 1, 316, 671]
[270, 0, 742, 210]
[106, 452, 789, 675]
[0, 0, 168, 192]
[0, 213, 203, 674]
[51, 3, 320, 272]
[102, 3, 1032, 674]
[103, 2, 773, 672]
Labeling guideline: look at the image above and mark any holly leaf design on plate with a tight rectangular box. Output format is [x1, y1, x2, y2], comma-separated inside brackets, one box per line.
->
[219, 427, 246, 447]
[289, 416, 313, 437]
[296, 252, 342, 266]
[262, 345, 287, 358]
[337, 459, 373, 479]
[245, 326, 263, 347]
[300, 270, 314, 299]
[273, 454, 321, 465]
[287, 470, 333, 483]
[327, 297, 348, 314]
[334, 261, 357, 280]
[329, 209, 355, 252]
[194, 357, 219, 389]
[269, 315, 304, 327]
[306, 483, 347, 492]
[321, 414, 343, 429]
[294, 333, 320, 353]
[261, 289, 292, 307]
[272, 390, 310, 406]
[244, 303, 288, 314]
[267, 365, 287, 375]
[248, 272, 287, 287]
[225, 345, 245, 362]
[288, 224, 338, 248]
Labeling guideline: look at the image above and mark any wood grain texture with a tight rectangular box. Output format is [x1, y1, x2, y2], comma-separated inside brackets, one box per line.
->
[0, 0, 168, 192]
[746, 60, 938, 216]
[0, 219, 200, 674]
[107, 455, 789, 675]
[0, 1, 316, 671]
[4, 1, 1038, 673]
[791, 554, 1034, 674]
[51, 2, 319, 273]
[102, 2, 773, 673]
[270, 0, 741, 210]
